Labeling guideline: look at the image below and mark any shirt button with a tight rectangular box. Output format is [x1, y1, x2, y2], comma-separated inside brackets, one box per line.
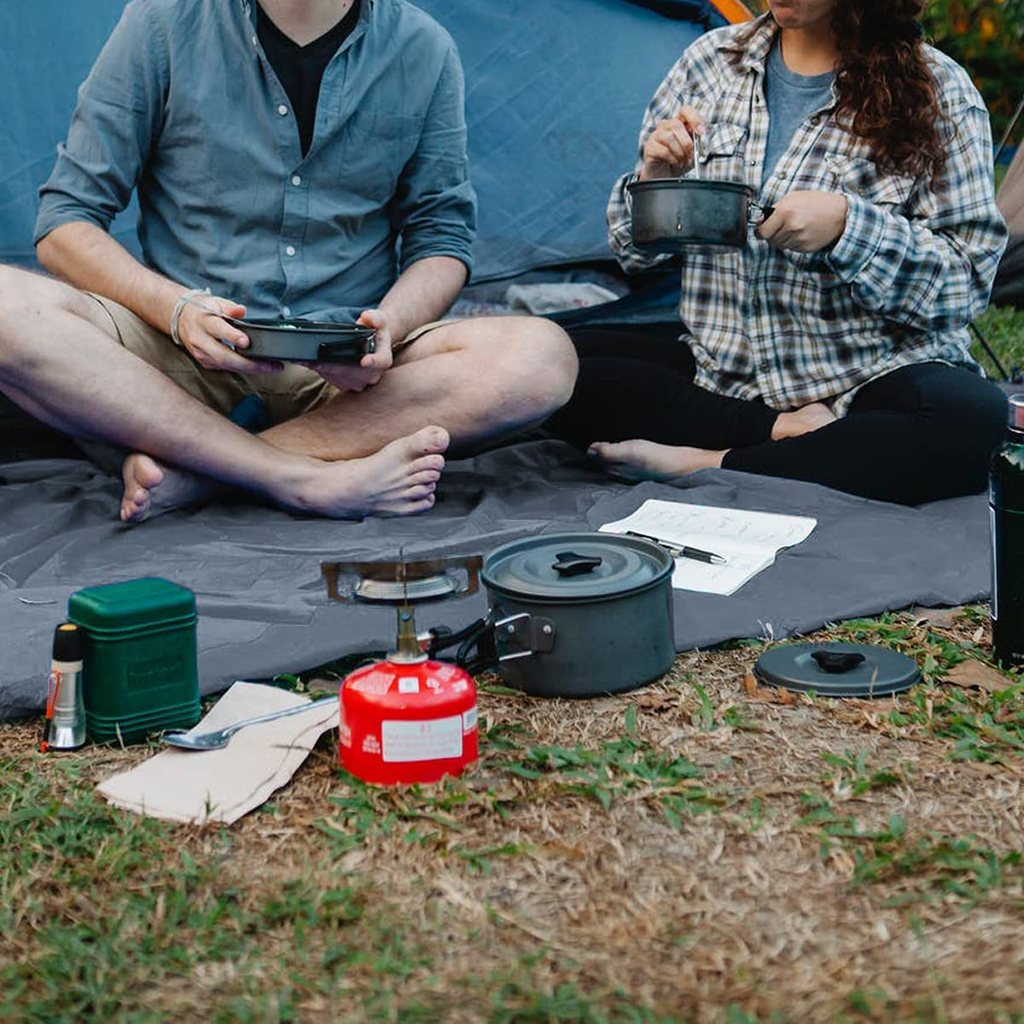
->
[291, 174, 302, 186]
[278, 104, 289, 116]
[777, 171, 787, 180]
[749, 158, 757, 166]
[285, 245, 296, 257]
[810, 116, 820, 126]
[281, 306, 292, 318]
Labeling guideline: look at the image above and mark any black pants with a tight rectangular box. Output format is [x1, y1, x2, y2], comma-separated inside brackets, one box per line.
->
[545, 326, 1008, 505]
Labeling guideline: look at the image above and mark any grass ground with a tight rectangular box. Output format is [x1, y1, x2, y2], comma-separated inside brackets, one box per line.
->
[2, 612, 1023, 1022]
[2, 306, 1023, 1023]
[971, 304, 1024, 381]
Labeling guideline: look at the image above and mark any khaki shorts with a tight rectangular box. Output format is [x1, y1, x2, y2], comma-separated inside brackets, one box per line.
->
[90, 295, 445, 425]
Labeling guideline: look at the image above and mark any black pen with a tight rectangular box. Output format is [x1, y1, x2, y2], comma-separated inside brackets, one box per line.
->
[625, 530, 728, 565]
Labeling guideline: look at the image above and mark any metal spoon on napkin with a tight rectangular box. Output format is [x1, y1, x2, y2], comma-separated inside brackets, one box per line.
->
[162, 695, 337, 751]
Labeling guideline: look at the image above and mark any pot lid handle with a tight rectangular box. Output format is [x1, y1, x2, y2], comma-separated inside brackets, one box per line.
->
[811, 649, 866, 674]
[552, 551, 603, 577]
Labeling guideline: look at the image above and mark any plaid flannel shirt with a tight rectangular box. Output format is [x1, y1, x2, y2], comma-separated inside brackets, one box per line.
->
[607, 15, 1008, 414]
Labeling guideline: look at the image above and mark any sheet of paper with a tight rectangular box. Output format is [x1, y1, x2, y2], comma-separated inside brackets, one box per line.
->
[600, 500, 816, 596]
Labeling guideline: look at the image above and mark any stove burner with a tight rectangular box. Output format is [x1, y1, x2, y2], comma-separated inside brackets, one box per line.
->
[322, 555, 484, 666]
[353, 574, 459, 602]
[321, 556, 482, 606]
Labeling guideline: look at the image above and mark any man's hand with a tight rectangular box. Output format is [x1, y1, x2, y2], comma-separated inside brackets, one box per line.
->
[301, 307, 395, 392]
[640, 106, 706, 181]
[756, 191, 849, 252]
[175, 295, 283, 374]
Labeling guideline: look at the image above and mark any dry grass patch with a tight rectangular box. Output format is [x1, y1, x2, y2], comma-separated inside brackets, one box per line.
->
[1, 608, 1023, 1022]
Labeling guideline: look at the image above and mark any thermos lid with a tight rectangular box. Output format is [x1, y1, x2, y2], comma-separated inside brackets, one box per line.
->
[1008, 394, 1024, 430]
[52, 622, 84, 663]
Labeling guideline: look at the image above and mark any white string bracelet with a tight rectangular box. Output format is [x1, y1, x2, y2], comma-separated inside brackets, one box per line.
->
[169, 287, 211, 347]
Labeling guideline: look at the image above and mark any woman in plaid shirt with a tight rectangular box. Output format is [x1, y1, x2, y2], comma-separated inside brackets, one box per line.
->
[550, 0, 1009, 505]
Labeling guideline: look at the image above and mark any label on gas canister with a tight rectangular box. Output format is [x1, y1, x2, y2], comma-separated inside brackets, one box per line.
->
[381, 715, 463, 762]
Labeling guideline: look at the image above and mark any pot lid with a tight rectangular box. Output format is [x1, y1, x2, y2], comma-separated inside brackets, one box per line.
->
[753, 641, 920, 698]
[482, 532, 672, 601]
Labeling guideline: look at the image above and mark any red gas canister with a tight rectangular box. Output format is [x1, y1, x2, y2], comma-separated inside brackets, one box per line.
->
[339, 657, 477, 785]
[322, 556, 483, 787]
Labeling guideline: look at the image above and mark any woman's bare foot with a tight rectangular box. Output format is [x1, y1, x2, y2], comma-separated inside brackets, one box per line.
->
[121, 425, 451, 523]
[771, 401, 836, 440]
[587, 439, 725, 482]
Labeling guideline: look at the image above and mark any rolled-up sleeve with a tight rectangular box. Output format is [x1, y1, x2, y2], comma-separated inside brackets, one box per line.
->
[34, 0, 166, 244]
[392, 42, 476, 279]
[825, 101, 1008, 333]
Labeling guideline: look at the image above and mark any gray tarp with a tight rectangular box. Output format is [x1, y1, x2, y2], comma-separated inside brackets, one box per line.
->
[0, 441, 989, 720]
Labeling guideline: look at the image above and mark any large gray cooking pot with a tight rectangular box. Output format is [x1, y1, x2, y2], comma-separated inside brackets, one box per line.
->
[627, 178, 773, 253]
[479, 533, 675, 698]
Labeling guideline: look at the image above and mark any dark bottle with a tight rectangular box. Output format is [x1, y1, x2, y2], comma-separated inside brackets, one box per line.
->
[990, 394, 1024, 668]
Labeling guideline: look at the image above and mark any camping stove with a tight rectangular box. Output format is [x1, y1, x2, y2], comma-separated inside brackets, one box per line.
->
[321, 556, 482, 785]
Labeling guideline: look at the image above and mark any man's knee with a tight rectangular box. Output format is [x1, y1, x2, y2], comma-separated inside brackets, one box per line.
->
[0, 264, 111, 353]
[502, 317, 578, 412]
[0, 265, 37, 356]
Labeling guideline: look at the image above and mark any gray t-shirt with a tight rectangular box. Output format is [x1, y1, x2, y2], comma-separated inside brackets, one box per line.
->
[762, 36, 834, 187]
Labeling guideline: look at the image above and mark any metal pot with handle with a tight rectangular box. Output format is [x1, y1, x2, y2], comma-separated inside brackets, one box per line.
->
[434, 533, 676, 698]
[626, 177, 774, 253]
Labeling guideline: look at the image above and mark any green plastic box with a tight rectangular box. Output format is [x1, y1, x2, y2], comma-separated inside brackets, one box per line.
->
[68, 577, 201, 743]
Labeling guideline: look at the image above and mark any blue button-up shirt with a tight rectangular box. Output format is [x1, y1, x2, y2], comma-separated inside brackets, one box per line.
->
[35, 0, 476, 322]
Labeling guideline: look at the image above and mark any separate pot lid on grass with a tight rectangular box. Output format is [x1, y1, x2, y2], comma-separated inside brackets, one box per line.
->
[753, 641, 921, 698]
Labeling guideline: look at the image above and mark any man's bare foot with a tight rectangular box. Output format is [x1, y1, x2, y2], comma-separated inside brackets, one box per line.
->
[121, 426, 451, 523]
[771, 401, 836, 440]
[292, 426, 449, 518]
[121, 454, 217, 523]
[587, 439, 725, 482]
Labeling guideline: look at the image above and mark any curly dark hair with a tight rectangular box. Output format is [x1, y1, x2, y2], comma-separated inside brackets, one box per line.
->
[735, 2, 947, 184]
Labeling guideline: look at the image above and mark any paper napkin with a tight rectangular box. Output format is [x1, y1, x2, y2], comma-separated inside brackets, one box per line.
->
[96, 681, 338, 824]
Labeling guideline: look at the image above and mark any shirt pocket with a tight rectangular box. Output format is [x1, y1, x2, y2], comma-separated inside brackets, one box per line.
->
[341, 112, 426, 203]
[825, 153, 916, 210]
[696, 122, 747, 182]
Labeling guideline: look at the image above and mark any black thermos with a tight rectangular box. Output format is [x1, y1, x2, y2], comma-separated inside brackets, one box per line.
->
[989, 394, 1024, 667]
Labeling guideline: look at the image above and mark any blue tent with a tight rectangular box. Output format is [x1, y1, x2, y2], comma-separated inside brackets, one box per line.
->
[0, 0, 726, 283]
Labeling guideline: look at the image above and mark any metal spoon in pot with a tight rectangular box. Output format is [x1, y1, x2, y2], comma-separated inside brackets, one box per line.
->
[162, 695, 338, 751]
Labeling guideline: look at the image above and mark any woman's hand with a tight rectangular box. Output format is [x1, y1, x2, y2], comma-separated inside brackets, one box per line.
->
[175, 296, 282, 374]
[301, 307, 395, 392]
[640, 105, 706, 181]
[756, 191, 849, 252]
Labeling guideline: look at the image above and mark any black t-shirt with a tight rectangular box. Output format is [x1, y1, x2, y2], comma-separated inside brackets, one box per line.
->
[256, 1, 360, 155]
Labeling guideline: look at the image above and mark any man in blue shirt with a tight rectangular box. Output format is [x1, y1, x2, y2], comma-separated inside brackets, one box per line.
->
[0, 0, 577, 521]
